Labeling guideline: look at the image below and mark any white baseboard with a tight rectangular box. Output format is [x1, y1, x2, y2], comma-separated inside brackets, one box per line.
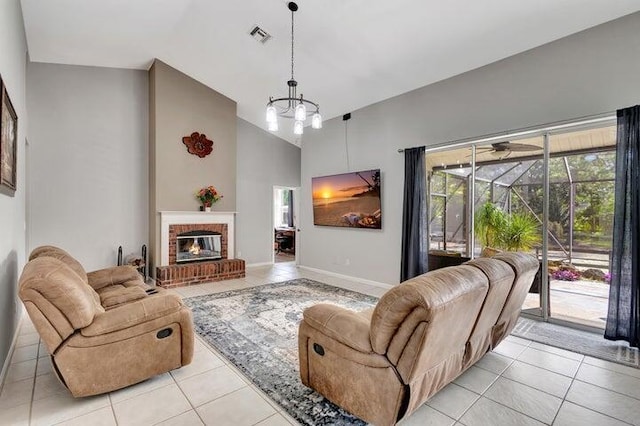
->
[298, 265, 393, 290]
[0, 309, 24, 391]
[246, 262, 273, 268]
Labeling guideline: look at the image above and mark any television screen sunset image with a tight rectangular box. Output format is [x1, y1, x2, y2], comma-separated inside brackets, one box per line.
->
[312, 169, 382, 229]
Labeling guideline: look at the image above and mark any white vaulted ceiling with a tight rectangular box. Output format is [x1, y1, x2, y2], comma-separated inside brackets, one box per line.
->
[20, 0, 640, 143]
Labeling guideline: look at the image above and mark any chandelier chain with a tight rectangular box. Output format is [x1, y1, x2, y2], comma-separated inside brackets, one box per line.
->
[266, 2, 322, 132]
[290, 8, 295, 81]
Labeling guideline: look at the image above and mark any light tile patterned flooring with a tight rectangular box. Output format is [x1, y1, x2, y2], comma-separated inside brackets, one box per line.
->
[2, 262, 639, 425]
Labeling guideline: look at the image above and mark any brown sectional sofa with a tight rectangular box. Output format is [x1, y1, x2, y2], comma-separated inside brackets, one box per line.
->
[298, 252, 538, 425]
[19, 246, 194, 397]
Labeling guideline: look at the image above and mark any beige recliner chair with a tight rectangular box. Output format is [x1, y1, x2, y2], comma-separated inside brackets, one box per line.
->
[298, 252, 538, 425]
[19, 246, 194, 397]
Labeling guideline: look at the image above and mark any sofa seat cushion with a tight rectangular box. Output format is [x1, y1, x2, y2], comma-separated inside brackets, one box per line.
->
[81, 293, 185, 336]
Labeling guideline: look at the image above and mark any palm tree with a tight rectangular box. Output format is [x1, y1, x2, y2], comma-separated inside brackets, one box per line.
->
[475, 202, 540, 252]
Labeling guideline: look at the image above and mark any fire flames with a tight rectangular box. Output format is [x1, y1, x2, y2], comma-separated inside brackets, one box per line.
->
[188, 240, 201, 256]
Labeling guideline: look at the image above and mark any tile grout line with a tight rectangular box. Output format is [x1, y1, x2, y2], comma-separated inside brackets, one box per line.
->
[108, 393, 119, 426]
[570, 358, 640, 402]
[552, 355, 580, 425]
[27, 337, 40, 426]
[455, 339, 562, 426]
[191, 337, 296, 424]
[545, 353, 636, 425]
[169, 345, 251, 425]
[496, 348, 639, 425]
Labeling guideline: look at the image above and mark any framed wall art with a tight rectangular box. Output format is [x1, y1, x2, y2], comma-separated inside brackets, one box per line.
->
[0, 75, 17, 194]
[312, 169, 382, 229]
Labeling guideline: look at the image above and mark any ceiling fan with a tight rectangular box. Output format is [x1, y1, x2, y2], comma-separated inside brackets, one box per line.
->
[476, 141, 542, 159]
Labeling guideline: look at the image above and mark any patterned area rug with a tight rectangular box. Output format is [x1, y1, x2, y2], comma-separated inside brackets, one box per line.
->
[184, 279, 378, 425]
[512, 317, 640, 368]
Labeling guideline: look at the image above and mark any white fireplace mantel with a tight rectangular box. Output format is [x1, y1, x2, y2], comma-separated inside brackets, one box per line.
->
[159, 211, 236, 266]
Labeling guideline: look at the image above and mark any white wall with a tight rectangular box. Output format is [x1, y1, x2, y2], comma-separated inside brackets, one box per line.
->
[301, 12, 640, 285]
[236, 118, 300, 264]
[27, 63, 148, 271]
[0, 0, 28, 373]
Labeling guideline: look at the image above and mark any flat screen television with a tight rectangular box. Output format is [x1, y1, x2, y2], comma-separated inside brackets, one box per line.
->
[312, 169, 381, 229]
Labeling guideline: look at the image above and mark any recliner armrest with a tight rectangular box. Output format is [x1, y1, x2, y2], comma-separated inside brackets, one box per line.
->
[81, 293, 185, 336]
[87, 266, 143, 290]
[303, 303, 373, 353]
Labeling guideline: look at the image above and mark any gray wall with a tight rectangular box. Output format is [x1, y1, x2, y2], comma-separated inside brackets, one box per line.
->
[301, 12, 640, 285]
[149, 60, 237, 272]
[236, 118, 300, 264]
[0, 0, 27, 375]
[26, 63, 148, 271]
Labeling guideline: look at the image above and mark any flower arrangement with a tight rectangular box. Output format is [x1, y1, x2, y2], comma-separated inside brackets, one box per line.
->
[196, 185, 223, 206]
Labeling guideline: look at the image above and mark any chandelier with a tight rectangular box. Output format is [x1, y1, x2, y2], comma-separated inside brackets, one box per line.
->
[266, 2, 322, 135]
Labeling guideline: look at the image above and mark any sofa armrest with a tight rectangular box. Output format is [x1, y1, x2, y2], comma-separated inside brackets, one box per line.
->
[81, 293, 185, 336]
[303, 303, 373, 353]
[87, 266, 143, 290]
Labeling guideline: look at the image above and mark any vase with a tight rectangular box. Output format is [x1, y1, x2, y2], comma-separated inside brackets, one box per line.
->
[205, 206, 211, 212]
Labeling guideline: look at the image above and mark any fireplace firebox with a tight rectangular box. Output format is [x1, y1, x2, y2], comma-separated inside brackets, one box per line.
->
[176, 230, 222, 263]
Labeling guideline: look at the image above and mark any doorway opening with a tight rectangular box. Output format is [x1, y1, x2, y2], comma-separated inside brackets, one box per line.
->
[273, 186, 299, 264]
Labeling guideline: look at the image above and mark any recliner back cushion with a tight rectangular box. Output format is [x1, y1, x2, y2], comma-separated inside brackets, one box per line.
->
[29, 246, 88, 284]
[19, 257, 104, 334]
[462, 258, 515, 366]
[490, 252, 539, 346]
[370, 265, 489, 382]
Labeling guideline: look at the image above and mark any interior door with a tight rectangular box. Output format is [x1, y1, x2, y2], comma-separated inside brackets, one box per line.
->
[293, 187, 301, 265]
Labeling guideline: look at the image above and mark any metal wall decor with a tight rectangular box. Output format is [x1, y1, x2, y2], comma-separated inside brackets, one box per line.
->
[182, 132, 213, 158]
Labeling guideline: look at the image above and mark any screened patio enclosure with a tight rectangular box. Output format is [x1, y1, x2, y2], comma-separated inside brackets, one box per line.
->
[426, 124, 616, 328]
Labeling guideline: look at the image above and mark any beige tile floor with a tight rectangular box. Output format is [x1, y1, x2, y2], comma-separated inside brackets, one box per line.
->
[2, 262, 639, 425]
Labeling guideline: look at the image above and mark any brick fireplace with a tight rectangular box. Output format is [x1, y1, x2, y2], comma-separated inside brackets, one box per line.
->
[156, 211, 245, 288]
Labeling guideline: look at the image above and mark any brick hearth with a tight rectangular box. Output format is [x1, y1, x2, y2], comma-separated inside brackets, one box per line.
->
[156, 259, 245, 288]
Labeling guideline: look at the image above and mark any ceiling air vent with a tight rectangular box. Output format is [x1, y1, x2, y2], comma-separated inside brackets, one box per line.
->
[249, 25, 272, 44]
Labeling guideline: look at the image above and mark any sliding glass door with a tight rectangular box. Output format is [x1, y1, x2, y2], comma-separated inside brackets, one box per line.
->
[426, 123, 616, 328]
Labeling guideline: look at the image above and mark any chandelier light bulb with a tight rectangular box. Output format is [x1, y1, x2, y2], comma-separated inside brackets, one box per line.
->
[294, 103, 307, 121]
[311, 112, 322, 129]
[266, 105, 277, 124]
[268, 120, 279, 132]
[293, 120, 304, 135]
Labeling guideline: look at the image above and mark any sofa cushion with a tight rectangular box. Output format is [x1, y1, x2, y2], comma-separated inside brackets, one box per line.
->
[29, 246, 89, 284]
[463, 257, 515, 366]
[86, 265, 145, 291]
[81, 293, 185, 336]
[19, 257, 104, 331]
[370, 265, 488, 357]
[98, 285, 149, 309]
[303, 304, 374, 353]
[490, 252, 540, 346]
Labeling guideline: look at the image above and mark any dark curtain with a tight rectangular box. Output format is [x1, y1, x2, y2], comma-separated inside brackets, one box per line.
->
[605, 105, 640, 347]
[401, 147, 427, 282]
[287, 190, 294, 227]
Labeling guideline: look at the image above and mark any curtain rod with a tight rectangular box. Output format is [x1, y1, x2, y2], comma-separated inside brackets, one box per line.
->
[397, 111, 616, 153]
